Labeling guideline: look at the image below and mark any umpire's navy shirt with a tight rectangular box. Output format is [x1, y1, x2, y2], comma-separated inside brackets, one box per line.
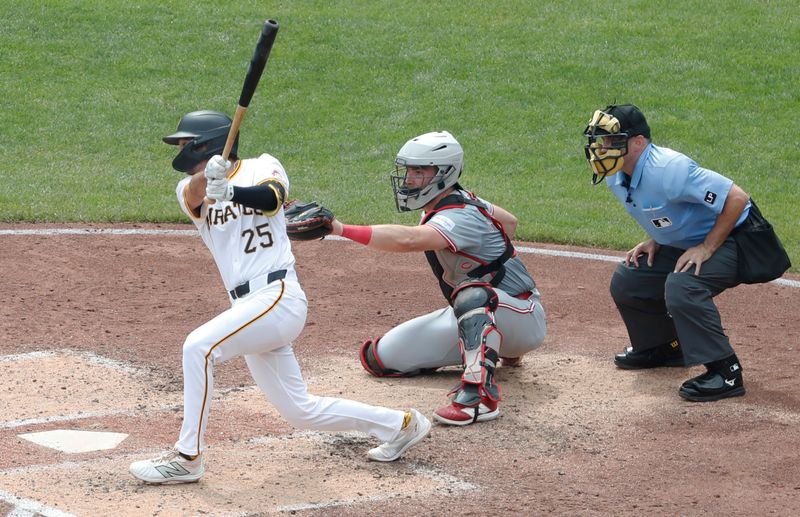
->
[608, 143, 750, 250]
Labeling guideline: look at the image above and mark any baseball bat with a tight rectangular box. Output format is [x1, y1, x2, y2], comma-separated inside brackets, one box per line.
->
[208, 19, 279, 204]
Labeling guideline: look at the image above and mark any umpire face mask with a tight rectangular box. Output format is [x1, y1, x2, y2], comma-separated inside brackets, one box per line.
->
[583, 110, 628, 185]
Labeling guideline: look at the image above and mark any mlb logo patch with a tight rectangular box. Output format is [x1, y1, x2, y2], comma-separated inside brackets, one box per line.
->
[704, 191, 717, 204]
[651, 217, 672, 228]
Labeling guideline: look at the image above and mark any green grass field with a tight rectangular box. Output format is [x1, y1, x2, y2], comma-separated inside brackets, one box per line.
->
[2, 0, 797, 269]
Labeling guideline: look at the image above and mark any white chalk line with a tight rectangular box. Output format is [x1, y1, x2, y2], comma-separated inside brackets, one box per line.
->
[1, 227, 797, 288]
[0, 228, 196, 236]
[0, 489, 77, 517]
[0, 349, 139, 374]
[0, 390, 258, 431]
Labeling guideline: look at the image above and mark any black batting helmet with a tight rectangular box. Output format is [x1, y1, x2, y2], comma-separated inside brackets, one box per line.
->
[163, 110, 239, 173]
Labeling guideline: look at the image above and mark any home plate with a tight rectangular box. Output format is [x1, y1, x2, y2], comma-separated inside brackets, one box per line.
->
[18, 430, 128, 453]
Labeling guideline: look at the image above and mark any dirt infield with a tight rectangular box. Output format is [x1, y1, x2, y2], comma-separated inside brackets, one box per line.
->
[1, 223, 799, 516]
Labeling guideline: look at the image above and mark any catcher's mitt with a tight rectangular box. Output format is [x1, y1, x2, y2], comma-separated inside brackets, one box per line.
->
[284, 200, 335, 241]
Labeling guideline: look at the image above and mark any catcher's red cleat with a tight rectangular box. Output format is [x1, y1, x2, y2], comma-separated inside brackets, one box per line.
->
[433, 398, 500, 426]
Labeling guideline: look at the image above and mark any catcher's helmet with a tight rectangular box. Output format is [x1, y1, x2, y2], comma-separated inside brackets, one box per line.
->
[163, 110, 239, 173]
[583, 104, 650, 185]
[392, 130, 464, 211]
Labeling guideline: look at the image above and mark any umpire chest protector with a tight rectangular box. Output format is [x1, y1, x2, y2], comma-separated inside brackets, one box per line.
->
[421, 191, 515, 303]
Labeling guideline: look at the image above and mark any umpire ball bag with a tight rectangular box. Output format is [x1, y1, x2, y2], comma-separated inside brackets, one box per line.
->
[732, 199, 791, 284]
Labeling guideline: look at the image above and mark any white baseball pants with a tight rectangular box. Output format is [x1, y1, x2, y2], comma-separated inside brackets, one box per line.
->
[175, 275, 404, 456]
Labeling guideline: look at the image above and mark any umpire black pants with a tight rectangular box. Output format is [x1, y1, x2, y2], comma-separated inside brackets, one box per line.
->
[609, 237, 741, 366]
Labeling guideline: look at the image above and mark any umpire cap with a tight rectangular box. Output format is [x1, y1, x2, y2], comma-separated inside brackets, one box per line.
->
[602, 104, 651, 139]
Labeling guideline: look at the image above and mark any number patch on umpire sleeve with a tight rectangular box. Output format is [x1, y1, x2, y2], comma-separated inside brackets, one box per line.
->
[704, 191, 717, 204]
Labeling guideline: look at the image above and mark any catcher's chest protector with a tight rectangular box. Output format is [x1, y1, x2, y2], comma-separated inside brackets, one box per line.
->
[421, 192, 515, 304]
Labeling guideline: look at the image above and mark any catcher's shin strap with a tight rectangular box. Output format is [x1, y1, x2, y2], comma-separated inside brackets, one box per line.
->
[229, 269, 287, 300]
[421, 191, 515, 302]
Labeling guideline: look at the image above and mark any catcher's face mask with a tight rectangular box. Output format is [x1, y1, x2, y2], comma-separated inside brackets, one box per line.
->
[391, 164, 450, 212]
[391, 131, 464, 212]
[583, 109, 628, 185]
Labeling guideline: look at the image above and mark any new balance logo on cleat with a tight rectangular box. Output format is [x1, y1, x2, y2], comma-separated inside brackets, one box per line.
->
[155, 462, 192, 479]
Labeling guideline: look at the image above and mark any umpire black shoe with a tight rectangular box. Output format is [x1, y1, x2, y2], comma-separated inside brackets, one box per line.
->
[614, 340, 684, 370]
[679, 355, 745, 402]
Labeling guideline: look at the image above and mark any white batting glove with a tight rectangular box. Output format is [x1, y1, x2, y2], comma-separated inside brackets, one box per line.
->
[206, 178, 234, 202]
[204, 155, 231, 180]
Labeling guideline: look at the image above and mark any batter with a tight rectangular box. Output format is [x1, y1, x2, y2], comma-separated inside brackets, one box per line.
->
[129, 110, 431, 484]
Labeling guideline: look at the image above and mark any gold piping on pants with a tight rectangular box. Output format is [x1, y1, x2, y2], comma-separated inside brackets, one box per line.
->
[194, 280, 286, 455]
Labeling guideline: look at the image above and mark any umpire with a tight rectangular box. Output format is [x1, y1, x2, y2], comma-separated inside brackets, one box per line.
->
[583, 103, 752, 402]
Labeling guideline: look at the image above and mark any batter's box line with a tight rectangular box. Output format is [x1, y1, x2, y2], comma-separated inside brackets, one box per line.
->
[1, 348, 149, 375]
[0, 348, 265, 429]
[0, 407, 148, 431]
[0, 488, 77, 517]
[0, 348, 147, 379]
[0, 384, 261, 430]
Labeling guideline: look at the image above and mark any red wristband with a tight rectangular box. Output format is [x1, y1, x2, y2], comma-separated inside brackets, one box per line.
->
[341, 224, 373, 245]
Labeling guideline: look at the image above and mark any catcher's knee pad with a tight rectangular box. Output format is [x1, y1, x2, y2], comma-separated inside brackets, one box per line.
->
[452, 285, 502, 401]
[360, 339, 437, 377]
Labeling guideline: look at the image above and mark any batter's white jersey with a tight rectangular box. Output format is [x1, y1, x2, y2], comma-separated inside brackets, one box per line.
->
[176, 153, 296, 292]
[171, 154, 407, 458]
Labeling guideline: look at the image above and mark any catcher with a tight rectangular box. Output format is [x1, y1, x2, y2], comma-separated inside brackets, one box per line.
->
[287, 131, 547, 426]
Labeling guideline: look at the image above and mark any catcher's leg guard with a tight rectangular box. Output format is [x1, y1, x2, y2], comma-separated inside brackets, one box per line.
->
[451, 284, 503, 404]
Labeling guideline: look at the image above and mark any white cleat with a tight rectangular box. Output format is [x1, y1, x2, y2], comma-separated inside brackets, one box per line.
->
[368, 409, 431, 462]
[129, 449, 205, 484]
